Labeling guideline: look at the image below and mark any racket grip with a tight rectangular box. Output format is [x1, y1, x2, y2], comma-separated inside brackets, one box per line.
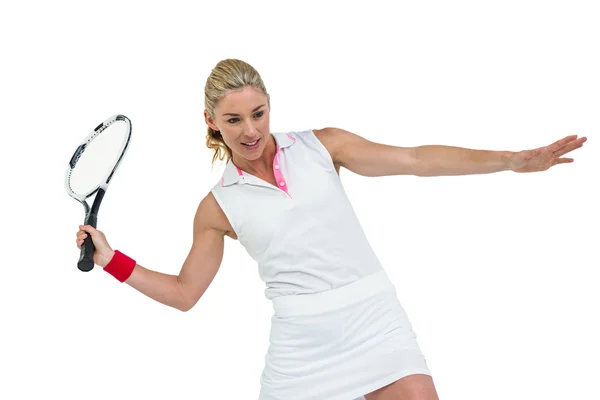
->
[78, 214, 98, 272]
[78, 235, 95, 272]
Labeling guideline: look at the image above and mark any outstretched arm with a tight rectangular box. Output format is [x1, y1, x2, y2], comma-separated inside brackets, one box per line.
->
[314, 127, 586, 177]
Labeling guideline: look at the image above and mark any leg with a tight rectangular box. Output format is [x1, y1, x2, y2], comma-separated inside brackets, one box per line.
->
[364, 374, 439, 400]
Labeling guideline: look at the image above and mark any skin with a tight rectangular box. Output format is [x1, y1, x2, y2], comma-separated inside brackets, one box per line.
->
[75, 86, 284, 311]
[363, 374, 439, 400]
[76, 86, 440, 398]
[76, 84, 586, 399]
[204, 86, 279, 185]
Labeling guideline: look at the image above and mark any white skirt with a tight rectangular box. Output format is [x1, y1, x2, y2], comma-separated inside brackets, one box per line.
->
[259, 270, 431, 400]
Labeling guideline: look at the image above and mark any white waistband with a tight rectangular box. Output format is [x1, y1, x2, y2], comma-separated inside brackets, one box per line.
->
[271, 270, 396, 317]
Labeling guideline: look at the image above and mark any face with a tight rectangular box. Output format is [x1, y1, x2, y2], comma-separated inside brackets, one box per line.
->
[204, 86, 271, 162]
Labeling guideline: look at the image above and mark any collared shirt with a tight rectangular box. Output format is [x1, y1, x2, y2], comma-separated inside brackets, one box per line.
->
[211, 129, 383, 300]
[220, 131, 297, 198]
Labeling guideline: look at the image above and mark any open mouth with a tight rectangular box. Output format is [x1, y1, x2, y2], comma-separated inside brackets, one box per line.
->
[242, 138, 261, 149]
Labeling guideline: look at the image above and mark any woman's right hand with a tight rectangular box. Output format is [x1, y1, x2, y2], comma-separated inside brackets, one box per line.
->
[76, 225, 115, 268]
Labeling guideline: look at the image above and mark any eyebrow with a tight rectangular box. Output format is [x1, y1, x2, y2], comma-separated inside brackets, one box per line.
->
[222, 104, 266, 117]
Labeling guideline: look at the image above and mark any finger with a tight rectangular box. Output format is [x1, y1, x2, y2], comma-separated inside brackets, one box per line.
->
[79, 225, 98, 235]
[546, 135, 577, 153]
[552, 158, 574, 166]
[550, 134, 582, 152]
[553, 138, 586, 157]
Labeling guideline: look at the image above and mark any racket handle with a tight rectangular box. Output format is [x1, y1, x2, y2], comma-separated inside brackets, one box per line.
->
[78, 214, 98, 272]
[78, 235, 95, 272]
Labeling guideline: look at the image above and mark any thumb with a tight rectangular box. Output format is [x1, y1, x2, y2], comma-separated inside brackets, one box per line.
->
[79, 225, 98, 235]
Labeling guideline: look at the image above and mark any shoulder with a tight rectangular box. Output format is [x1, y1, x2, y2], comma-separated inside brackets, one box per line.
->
[311, 127, 353, 165]
[194, 191, 237, 240]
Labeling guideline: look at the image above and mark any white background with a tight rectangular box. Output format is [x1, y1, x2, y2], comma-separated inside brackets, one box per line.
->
[1, 1, 598, 399]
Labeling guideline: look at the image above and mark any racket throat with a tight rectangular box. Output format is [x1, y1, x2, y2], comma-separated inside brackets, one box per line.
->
[83, 187, 106, 227]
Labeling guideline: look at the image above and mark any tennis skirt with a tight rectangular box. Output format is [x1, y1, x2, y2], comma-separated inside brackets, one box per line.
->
[258, 269, 431, 400]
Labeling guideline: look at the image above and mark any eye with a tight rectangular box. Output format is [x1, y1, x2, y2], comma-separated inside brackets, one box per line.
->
[227, 111, 264, 124]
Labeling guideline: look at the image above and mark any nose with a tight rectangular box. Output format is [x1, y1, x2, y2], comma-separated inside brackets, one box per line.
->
[244, 120, 259, 137]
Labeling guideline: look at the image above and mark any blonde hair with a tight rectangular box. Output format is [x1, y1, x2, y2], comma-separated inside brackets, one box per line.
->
[204, 59, 269, 166]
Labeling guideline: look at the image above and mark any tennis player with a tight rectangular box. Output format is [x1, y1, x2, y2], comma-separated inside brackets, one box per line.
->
[76, 59, 586, 400]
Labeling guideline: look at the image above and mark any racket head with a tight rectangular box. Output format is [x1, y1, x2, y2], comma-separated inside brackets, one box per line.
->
[65, 114, 132, 204]
[65, 114, 132, 272]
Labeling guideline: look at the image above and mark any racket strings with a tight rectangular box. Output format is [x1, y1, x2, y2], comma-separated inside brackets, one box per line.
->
[66, 115, 131, 198]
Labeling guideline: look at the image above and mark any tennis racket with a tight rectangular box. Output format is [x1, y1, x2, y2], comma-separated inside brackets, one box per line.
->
[65, 114, 132, 272]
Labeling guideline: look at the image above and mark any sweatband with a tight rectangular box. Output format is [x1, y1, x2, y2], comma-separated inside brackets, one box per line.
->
[104, 250, 136, 282]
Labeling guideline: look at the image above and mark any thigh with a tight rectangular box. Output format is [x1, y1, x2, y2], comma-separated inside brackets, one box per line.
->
[364, 374, 439, 400]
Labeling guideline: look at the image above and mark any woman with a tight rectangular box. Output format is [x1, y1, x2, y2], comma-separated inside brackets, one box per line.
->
[76, 59, 586, 400]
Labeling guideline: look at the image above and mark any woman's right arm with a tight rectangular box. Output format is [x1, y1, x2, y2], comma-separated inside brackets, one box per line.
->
[77, 192, 227, 312]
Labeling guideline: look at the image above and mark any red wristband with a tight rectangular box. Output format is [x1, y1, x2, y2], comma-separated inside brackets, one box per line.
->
[104, 250, 136, 282]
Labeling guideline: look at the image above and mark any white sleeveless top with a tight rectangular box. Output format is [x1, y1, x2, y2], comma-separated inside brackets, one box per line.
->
[210, 129, 383, 300]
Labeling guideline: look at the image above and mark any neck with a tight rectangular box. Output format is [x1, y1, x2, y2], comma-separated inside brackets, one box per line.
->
[232, 134, 277, 175]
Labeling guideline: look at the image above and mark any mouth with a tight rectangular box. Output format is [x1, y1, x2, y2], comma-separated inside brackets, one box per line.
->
[241, 137, 261, 149]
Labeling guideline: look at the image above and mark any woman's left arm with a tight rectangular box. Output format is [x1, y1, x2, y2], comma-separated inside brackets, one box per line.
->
[314, 127, 587, 177]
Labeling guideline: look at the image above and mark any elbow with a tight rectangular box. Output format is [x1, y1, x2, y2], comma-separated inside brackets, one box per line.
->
[176, 275, 195, 312]
[178, 298, 194, 312]
[178, 296, 195, 312]
[178, 295, 201, 312]
[411, 147, 424, 176]
[176, 285, 193, 312]
[175, 276, 205, 312]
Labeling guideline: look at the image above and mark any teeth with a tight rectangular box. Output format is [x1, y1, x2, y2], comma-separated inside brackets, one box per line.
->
[244, 140, 258, 146]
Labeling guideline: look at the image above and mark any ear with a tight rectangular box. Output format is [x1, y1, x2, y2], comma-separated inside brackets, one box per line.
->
[204, 110, 219, 131]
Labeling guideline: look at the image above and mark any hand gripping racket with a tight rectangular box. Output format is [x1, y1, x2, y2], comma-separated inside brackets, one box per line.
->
[65, 115, 132, 272]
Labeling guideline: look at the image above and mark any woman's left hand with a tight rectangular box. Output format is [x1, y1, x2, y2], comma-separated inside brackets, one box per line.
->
[509, 134, 587, 173]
